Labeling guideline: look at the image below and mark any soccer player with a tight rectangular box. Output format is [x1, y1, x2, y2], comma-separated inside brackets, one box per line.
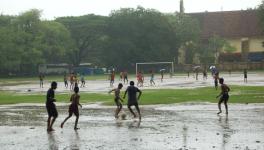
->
[150, 70, 155, 86]
[110, 71, 115, 87]
[109, 83, 124, 119]
[244, 69, 247, 83]
[123, 81, 142, 120]
[123, 70, 128, 84]
[39, 73, 44, 88]
[46, 81, 58, 132]
[137, 72, 144, 87]
[216, 78, 230, 115]
[80, 74, 85, 87]
[63, 74, 68, 88]
[61, 86, 82, 130]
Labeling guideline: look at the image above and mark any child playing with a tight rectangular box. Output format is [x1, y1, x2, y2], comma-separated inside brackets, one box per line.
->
[137, 72, 144, 87]
[80, 74, 85, 87]
[244, 69, 247, 83]
[216, 78, 230, 115]
[110, 71, 115, 87]
[64, 74, 68, 88]
[150, 70, 155, 86]
[109, 83, 124, 119]
[46, 81, 58, 132]
[39, 74, 44, 88]
[214, 72, 219, 90]
[123, 81, 142, 120]
[160, 70, 164, 82]
[70, 73, 74, 90]
[61, 86, 82, 130]
[123, 71, 128, 84]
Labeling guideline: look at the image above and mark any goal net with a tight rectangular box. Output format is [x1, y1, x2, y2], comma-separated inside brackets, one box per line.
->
[135, 62, 174, 76]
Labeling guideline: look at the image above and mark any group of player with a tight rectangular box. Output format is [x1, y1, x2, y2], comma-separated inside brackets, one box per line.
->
[46, 78, 142, 132]
[64, 73, 86, 89]
[45, 67, 252, 131]
[46, 81, 82, 132]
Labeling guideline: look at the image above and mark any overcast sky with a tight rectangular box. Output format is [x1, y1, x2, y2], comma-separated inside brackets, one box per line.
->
[0, 0, 262, 20]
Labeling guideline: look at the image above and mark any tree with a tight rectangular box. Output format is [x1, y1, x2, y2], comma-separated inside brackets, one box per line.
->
[166, 13, 201, 64]
[198, 35, 236, 64]
[38, 21, 74, 64]
[0, 9, 75, 75]
[56, 15, 108, 66]
[257, 0, 264, 31]
[104, 7, 178, 69]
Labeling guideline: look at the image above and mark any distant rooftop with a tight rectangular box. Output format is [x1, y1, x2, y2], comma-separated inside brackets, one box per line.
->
[188, 10, 264, 39]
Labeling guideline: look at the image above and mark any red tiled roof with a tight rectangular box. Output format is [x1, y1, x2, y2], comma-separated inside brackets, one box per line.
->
[188, 10, 264, 39]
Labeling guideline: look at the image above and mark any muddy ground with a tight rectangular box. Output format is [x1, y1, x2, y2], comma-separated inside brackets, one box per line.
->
[0, 103, 263, 150]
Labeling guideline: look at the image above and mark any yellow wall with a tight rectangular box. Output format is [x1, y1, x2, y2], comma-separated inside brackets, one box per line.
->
[249, 38, 264, 52]
[226, 38, 242, 53]
[227, 37, 264, 53]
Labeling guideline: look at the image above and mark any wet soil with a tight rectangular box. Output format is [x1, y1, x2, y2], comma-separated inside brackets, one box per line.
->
[0, 103, 263, 150]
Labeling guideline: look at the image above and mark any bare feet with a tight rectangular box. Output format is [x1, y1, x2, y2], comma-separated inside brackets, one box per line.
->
[60, 123, 64, 128]
[47, 128, 55, 132]
[74, 127, 80, 130]
[217, 111, 222, 114]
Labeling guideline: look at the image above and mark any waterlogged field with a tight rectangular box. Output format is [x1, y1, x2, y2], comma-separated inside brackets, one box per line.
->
[0, 72, 263, 149]
[0, 103, 263, 150]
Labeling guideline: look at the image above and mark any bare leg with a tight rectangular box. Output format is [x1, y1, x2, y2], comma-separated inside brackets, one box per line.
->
[224, 101, 228, 115]
[135, 105, 141, 120]
[115, 105, 122, 118]
[128, 105, 136, 118]
[74, 116, 79, 130]
[47, 117, 51, 131]
[217, 100, 222, 114]
[49, 117, 57, 131]
[61, 114, 72, 128]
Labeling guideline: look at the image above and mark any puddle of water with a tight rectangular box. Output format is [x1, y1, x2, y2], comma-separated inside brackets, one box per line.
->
[0, 103, 264, 149]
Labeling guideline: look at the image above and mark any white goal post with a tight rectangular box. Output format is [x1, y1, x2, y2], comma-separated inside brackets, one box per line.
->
[135, 62, 174, 75]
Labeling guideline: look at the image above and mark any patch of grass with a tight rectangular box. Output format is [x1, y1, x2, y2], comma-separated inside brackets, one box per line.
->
[0, 86, 263, 105]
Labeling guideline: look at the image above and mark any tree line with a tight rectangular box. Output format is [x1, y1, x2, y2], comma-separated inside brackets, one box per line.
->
[1, 4, 263, 75]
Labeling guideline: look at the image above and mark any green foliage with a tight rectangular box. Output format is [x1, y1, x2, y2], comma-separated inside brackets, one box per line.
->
[166, 13, 201, 64]
[104, 7, 179, 69]
[198, 35, 236, 64]
[0, 9, 74, 75]
[257, 0, 264, 31]
[223, 42, 237, 53]
[56, 15, 108, 66]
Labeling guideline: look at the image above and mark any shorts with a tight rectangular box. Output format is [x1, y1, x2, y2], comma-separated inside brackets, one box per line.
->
[46, 103, 58, 118]
[127, 101, 138, 107]
[220, 93, 229, 103]
[115, 98, 122, 107]
[69, 104, 79, 116]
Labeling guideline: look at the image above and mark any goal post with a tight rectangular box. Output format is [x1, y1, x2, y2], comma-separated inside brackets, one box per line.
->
[135, 62, 174, 76]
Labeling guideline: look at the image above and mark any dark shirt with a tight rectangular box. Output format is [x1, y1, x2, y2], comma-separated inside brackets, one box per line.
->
[46, 88, 55, 105]
[126, 86, 141, 104]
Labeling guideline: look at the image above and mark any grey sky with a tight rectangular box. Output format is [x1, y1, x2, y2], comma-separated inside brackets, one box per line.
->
[0, 0, 262, 20]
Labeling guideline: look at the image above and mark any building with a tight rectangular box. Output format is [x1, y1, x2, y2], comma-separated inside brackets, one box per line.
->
[182, 10, 264, 63]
